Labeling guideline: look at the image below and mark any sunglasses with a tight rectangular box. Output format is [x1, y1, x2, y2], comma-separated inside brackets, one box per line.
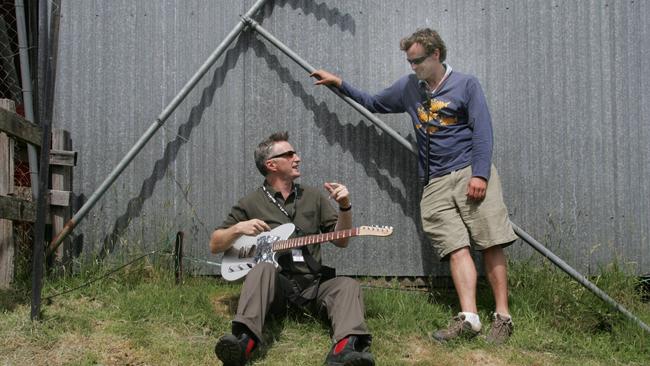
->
[407, 54, 430, 65]
[267, 150, 297, 160]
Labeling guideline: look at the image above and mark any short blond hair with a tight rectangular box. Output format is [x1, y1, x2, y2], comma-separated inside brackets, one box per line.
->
[400, 28, 447, 62]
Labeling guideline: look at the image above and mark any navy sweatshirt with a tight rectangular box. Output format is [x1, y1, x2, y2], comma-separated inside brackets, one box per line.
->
[339, 66, 494, 181]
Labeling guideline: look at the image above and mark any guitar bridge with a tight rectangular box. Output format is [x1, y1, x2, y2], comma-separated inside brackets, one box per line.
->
[237, 245, 256, 258]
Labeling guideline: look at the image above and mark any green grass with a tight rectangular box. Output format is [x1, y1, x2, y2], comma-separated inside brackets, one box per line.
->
[1, 256, 649, 365]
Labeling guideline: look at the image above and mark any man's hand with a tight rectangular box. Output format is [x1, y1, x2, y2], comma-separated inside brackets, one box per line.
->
[324, 182, 352, 248]
[234, 219, 271, 236]
[466, 177, 487, 201]
[310, 69, 343, 88]
[324, 182, 350, 209]
[210, 219, 271, 254]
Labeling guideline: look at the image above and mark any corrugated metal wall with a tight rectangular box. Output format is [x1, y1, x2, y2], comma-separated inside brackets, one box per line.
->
[52, 0, 650, 276]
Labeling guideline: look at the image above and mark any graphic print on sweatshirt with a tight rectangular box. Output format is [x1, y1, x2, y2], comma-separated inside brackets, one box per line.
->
[415, 98, 458, 134]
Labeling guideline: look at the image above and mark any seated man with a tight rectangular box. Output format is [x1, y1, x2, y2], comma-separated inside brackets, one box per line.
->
[210, 131, 374, 366]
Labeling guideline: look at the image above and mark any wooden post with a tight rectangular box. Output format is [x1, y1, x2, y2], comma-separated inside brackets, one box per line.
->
[50, 129, 72, 264]
[0, 99, 16, 288]
[174, 231, 184, 285]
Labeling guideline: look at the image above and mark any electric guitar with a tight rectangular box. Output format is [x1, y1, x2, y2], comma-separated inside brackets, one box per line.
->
[220, 223, 393, 281]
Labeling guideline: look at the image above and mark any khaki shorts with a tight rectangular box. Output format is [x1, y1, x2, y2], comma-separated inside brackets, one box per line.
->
[420, 165, 518, 260]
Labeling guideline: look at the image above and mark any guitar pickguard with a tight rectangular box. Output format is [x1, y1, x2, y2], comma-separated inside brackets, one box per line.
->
[252, 234, 279, 264]
[221, 223, 295, 281]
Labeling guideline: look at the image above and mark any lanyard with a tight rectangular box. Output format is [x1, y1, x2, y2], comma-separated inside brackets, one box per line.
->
[261, 185, 321, 272]
[421, 64, 453, 184]
[261, 185, 297, 221]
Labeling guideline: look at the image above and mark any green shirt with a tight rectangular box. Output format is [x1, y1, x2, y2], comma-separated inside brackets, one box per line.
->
[219, 182, 338, 274]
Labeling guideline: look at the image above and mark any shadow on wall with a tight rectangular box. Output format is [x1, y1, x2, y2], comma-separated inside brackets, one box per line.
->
[266, 0, 357, 35]
[97, 0, 437, 274]
[249, 37, 436, 274]
[99, 36, 248, 257]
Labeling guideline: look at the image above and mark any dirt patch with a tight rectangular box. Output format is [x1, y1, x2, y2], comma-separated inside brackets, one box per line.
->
[396, 336, 515, 366]
[462, 349, 508, 366]
[48, 333, 146, 365]
[1, 331, 148, 366]
[210, 292, 239, 316]
[398, 336, 443, 364]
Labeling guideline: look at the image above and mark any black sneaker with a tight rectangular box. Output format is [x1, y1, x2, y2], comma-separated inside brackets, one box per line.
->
[215, 333, 256, 366]
[324, 335, 375, 366]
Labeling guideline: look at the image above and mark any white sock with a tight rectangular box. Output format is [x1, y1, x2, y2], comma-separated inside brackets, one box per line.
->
[494, 312, 513, 323]
[460, 312, 482, 331]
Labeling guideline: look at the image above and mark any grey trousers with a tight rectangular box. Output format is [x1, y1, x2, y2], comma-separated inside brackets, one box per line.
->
[233, 262, 369, 343]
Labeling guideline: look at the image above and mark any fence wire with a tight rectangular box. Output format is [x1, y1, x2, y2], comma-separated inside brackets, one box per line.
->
[13, 141, 34, 283]
[0, 1, 23, 104]
[1, 1, 33, 284]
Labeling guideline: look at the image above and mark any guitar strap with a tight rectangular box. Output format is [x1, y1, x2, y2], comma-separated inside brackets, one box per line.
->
[261, 185, 322, 274]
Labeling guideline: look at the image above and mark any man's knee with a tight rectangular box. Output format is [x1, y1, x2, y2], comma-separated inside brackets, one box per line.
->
[448, 246, 472, 261]
[330, 276, 361, 294]
[482, 244, 507, 259]
[245, 262, 277, 281]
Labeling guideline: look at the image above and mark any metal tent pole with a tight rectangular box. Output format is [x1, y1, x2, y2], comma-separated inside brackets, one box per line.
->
[31, 0, 56, 321]
[244, 17, 650, 335]
[15, 0, 40, 200]
[241, 15, 417, 154]
[512, 223, 650, 333]
[47, 0, 270, 256]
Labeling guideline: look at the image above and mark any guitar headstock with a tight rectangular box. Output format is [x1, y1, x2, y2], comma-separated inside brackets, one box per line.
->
[358, 225, 393, 237]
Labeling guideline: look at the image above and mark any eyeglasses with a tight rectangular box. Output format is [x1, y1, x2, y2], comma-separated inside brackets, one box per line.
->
[267, 150, 297, 160]
[407, 54, 430, 65]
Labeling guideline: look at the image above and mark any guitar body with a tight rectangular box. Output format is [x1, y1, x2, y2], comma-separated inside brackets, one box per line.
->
[221, 223, 295, 281]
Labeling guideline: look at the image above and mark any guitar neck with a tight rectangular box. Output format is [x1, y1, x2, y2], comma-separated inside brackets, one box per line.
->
[272, 228, 359, 251]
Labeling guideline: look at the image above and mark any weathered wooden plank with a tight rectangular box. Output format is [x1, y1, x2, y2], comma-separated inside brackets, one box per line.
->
[50, 129, 73, 262]
[0, 108, 41, 147]
[48, 189, 70, 207]
[1, 100, 15, 288]
[49, 149, 77, 166]
[0, 195, 36, 223]
[6, 188, 66, 208]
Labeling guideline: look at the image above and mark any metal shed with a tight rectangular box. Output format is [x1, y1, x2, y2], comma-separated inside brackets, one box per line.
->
[51, 0, 650, 276]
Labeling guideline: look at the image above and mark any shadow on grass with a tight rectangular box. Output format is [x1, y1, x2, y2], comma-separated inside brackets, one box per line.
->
[216, 297, 335, 363]
[0, 287, 29, 312]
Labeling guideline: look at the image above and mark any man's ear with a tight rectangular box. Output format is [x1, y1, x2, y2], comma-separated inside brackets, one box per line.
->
[432, 48, 441, 61]
[265, 159, 276, 174]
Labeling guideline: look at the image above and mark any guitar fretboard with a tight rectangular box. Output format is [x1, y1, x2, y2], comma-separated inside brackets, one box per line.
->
[272, 228, 359, 251]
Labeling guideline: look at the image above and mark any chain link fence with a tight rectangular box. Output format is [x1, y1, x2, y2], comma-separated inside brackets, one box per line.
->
[13, 141, 33, 284]
[1, 0, 23, 104]
[1, 0, 33, 284]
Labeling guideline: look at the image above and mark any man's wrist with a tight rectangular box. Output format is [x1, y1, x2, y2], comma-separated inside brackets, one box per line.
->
[339, 204, 352, 212]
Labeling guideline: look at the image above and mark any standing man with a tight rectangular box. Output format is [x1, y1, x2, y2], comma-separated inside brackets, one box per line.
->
[311, 28, 518, 344]
[210, 131, 374, 366]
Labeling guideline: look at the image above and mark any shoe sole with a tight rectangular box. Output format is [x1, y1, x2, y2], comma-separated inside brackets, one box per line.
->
[345, 359, 375, 366]
[326, 355, 375, 366]
[430, 331, 479, 343]
[215, 335, 245, 366]
[431, 332, 448, 343]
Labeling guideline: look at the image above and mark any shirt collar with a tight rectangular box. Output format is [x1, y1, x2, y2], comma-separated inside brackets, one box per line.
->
[431, 63, 453, 94]
[263, 180, 300, 199]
